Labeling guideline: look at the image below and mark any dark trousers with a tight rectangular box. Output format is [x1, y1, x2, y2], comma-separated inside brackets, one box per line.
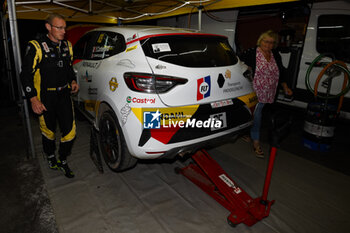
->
[39, 88, 76, 161]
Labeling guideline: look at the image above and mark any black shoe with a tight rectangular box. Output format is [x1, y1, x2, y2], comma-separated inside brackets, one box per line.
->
[58, 160, 75, 178]
[47, 155, 59, 170]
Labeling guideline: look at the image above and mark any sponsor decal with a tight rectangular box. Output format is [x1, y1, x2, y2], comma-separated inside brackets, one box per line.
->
[109, 77, 119, 92]
[237, 92, 258, 108]
[219, 174, 242, 194]
[120, 103, 131, 125]
[225, 69, 231, 79]
[42, 42, 50, 53]
[127, 34, 137, 43]
[197, 76, 211, 100]
[88, 87, 98, 95]
[223, 81, 243, 93]
[84, 100, 97, 112]
[126, 45, 137, 52]
[211, 99, 233, 108]
[142, 108, 222, 130]
[152, 43, 171, 53]
[81, 70, 92, 82]
[92, 46, 112, 53]
[91, 53, 104, 58]
[126, 96, 156, 104]
[210, 112, 227, 131]
[155, 64, 166, 70]
[117, 59, 135, 68]
[133, 105, 230, 144]
[217, 73, 225, 88]
[132, 106, 198, 127]
[57, 60, 63, 67]
[97, 34, 104, 43]
[220, 42, 231, 52]
[82, 61, 100, 69]
[160, 112, 186, 121]
[143, 110, 161, 129]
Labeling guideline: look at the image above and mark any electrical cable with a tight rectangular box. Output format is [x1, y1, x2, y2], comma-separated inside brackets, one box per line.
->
[118, 0, 212, 21]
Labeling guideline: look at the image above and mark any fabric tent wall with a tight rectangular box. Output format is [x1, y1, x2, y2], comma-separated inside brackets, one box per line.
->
[12, 0, 299, 24]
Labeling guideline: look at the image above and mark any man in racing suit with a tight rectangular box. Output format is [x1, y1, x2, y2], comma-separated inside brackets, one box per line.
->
[20, 13, 79, 178]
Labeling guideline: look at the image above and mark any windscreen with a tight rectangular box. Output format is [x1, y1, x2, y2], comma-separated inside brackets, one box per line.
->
[141, 35, 238, 67]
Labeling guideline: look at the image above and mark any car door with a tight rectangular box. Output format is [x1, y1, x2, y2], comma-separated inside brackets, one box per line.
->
[73, 31, 99, 111]
[74, 30, 127, 116]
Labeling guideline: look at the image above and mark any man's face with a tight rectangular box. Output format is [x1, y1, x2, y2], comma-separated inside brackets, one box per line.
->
[46, 17, 66, 42]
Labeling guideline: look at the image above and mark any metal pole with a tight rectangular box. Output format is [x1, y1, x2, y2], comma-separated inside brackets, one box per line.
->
[1, 12, 16, 101]
[198, 3, 202, 31]
[7, 0, 36, 158]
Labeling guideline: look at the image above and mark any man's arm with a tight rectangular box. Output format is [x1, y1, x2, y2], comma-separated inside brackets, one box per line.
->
[67, 40, 79, 94]
[20, 43, 39, 99]
[20, 42, 47, 114]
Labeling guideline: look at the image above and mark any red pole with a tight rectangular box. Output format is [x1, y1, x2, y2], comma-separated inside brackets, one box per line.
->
[261, 146, 277, 201]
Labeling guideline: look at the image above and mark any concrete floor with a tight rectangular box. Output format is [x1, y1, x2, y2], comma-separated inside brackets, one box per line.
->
[1, 103, 350, 233]
[0, 105, 58, 233]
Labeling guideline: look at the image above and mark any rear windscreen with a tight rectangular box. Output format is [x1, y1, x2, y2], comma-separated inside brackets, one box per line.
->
[141, 35, 238, 67]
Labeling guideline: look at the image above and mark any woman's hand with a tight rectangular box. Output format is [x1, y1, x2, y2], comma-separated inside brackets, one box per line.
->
[281, 82, 293, 96]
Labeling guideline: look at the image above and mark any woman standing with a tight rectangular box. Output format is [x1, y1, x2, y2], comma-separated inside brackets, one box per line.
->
[240, 30, 293, 158]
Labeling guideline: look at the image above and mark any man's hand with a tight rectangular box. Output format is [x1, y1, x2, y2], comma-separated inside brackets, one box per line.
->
[71, 80, 79, 93]
[30, 96, 47, 115]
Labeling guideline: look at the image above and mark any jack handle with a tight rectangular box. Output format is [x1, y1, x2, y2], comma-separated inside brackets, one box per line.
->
[262, 112, 292, 203]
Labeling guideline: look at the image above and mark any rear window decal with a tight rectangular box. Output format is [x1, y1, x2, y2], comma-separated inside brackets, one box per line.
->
[152, 43, 171, 53]
[93, 46, 112, 53]
[97, 34, 104, 43]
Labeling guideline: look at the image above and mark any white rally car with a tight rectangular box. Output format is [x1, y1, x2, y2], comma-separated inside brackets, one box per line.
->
[72, 26, 257, 172]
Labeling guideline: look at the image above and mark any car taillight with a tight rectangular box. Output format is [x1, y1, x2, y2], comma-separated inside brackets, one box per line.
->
[124, 72, 188, 93]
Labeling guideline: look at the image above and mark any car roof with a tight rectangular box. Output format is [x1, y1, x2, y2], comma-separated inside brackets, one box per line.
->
[89, 25, 226, 43]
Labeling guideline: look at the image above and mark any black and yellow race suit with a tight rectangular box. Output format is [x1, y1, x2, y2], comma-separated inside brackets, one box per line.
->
[20, 34, 76, 160]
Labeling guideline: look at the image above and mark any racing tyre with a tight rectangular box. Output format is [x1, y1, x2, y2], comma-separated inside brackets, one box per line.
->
[98, 110, 137, 172]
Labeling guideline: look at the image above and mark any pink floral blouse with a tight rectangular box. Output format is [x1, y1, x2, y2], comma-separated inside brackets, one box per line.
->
[253, 48, 280, 103]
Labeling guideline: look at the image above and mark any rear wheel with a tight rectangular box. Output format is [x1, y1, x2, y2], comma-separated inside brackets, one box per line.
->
[98, 110, 137, 172]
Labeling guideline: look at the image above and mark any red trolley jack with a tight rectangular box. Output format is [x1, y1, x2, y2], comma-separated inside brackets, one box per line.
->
[177, 113, 291, 227]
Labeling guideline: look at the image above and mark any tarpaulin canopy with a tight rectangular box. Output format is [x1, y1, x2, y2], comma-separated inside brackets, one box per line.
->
[13, 0, 299, 24]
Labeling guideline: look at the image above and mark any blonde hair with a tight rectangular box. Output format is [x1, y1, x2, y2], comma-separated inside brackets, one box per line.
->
[257, 30, 278, 48]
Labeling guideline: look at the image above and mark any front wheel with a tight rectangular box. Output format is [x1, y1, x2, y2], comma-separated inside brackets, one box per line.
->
[98, 110, 137, 172]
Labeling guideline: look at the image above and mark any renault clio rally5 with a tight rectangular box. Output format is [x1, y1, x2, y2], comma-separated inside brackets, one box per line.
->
[73, 26, 257, 171]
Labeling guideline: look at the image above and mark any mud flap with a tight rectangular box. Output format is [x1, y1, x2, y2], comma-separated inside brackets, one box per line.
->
[90, 126, 104, 173]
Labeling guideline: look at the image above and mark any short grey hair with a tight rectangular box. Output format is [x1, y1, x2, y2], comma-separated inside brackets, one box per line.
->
[45, 13, 65, 24]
